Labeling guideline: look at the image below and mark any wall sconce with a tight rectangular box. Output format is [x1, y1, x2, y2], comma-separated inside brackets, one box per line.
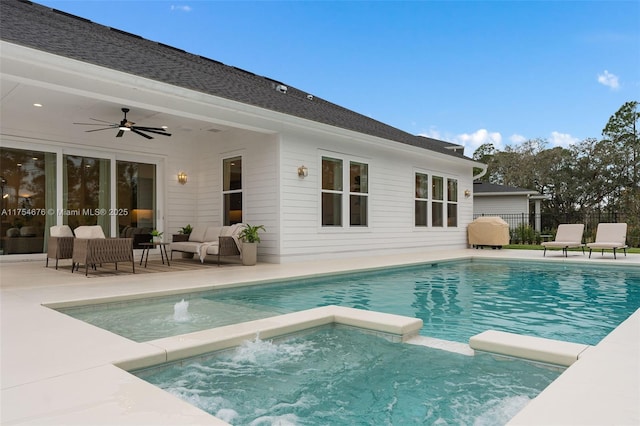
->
[298, 165, 308, 178]
[177, 171, 188, 185]
[464, 189, 471, 198]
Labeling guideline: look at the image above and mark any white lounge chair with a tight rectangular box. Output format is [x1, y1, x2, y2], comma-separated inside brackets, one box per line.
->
[587, 223, 628, 259]
[541, 224, 585, 257]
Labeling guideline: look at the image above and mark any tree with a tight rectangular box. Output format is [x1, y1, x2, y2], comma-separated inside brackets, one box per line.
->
[602, 101, 639, 236]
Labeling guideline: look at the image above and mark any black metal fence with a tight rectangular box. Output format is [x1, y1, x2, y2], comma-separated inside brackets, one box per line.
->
[472, 212, 639, 247]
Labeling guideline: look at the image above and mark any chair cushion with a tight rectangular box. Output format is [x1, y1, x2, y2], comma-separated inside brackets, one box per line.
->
[75, 225, 105, 239]
[50, 225, 74, 237]
[188, 225, 207, 242]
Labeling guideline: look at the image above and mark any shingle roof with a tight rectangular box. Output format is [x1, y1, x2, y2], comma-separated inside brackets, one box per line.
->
[0, 0, 471, 161]
[473, 181, 538, 195]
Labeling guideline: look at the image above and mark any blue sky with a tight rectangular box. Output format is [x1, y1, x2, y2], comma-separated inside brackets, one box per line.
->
[36, 1, 640, 155]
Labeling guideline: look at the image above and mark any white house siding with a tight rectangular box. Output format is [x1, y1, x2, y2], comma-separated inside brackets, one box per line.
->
[278, 128, 474, 263]
[473, 196, 529, 216]
[176, 128, 279, 258]
[473, 195, 530, 229]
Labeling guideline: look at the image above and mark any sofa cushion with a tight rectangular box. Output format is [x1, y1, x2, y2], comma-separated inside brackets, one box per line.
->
[20, 226, 40, 237]
[204, 241, 221, 255]
[50, 225, 74, 237]
[203, 226, 222, 242]
[6, 228, 20, 238]
[189, 225, 207, 242]
[170, 241, 201, 254]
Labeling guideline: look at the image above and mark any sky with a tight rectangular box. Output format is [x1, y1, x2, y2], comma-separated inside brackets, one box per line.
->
[35, 0, 640, 156]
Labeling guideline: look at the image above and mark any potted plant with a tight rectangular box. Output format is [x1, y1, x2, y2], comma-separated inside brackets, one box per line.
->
[150, 229, 163, 243]
[238, 224, 265, 266]
[178, 224, 193, 235]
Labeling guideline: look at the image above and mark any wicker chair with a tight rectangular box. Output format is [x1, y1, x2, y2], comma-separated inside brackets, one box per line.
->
[71, 226, 135, 276]
[46, 225, 75, 270]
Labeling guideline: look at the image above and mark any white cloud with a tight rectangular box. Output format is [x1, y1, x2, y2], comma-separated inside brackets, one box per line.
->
[597, 70, 620, 90]
[170, 5, 192, 12]
[549, 131, 579, 148]
[509, 134, 527, 144]
[419, 126, 442, 140]
[453, 129, 504, 155]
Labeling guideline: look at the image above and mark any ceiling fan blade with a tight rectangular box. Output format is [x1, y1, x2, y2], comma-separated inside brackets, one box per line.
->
[73, 122, 115, 126]
[131, 129, 154, 139]
[89, 117, 118, 124]
[85, 127, 115, 133]
[134, 126, 166, 131]
[134, 127, 171, 136]
[116, 129, 125, 138]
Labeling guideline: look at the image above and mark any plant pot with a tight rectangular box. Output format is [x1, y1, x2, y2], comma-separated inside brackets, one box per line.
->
[242, 242, 257, 266]
[152, 236, 162, 243]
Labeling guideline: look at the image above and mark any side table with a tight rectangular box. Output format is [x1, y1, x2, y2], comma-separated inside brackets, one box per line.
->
[139, 242, 171, 267]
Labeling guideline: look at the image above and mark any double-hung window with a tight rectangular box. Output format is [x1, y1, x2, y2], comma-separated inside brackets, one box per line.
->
[432, 176, 444, 227]
[447, 178, 458, 227]
[415, 172, 429, 226]
[321, 155, 368, 227]
[222, 156, 242, 225]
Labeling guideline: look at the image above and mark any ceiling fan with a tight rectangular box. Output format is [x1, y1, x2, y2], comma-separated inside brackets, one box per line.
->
[73, 108, 171, 139]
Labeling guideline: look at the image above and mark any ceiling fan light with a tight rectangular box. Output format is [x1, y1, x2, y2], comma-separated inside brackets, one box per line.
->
[119, 126, 131, 131]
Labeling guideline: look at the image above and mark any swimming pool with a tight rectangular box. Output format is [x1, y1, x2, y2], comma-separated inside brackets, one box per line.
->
[59, 259, 640, 345]
[134, 326, 562, 425]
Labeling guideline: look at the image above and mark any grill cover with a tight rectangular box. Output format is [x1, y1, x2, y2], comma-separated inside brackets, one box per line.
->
[468, 216, 510, 247]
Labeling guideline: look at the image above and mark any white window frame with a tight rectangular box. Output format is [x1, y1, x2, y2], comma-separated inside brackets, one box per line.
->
[319, 152, 370, 230]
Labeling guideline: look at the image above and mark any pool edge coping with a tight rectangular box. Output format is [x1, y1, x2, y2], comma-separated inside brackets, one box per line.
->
[114, 306, 424, 371]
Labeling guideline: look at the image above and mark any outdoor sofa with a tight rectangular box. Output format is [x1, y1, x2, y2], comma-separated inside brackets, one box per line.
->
[170, 223, 245, 266]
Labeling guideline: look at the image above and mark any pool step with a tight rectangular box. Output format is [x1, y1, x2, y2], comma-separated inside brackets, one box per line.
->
[469, 330, 592, 367]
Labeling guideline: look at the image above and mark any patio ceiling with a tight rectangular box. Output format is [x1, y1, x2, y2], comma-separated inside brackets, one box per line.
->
[0, 74, 233, 145]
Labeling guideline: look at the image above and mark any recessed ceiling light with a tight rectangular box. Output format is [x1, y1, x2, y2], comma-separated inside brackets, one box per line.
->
[33, 103, 43, 107]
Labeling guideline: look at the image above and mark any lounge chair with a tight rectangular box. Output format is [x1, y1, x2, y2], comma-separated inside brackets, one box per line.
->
[46, 225, 74, 269]
[587, 223, 628, 259]
[72, 225, 135, 276]
[541, 224, 585, 257]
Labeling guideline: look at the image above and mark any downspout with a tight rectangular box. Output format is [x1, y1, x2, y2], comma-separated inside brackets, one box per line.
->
[473, 164, 488, 181]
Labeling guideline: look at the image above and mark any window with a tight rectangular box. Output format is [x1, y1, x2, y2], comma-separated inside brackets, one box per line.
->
[322, 156, 369, 228]
[415, 172, 428, 226]
[223, 156, 242, 225]
[117, 161, 157, 233]
[447, 178, 458, 227]
[349, 161, 368, 226]
[431, 176, 444, 227]
[63, 154, 111, 233]
[0, 148, 56, 254]
[321, 157, 342, 226]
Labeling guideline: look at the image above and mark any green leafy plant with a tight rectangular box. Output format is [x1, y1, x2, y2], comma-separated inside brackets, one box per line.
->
[178, 224, 193, 235]
[238, 224, 265, 243]
[150, 229, 163, 237]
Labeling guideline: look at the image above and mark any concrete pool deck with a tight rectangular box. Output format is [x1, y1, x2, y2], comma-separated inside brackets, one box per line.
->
[1, 248, 639, 425]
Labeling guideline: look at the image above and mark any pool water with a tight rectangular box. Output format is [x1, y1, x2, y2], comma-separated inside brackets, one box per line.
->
[60, 260, 640, 345]
[134, 326, 562, 426]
